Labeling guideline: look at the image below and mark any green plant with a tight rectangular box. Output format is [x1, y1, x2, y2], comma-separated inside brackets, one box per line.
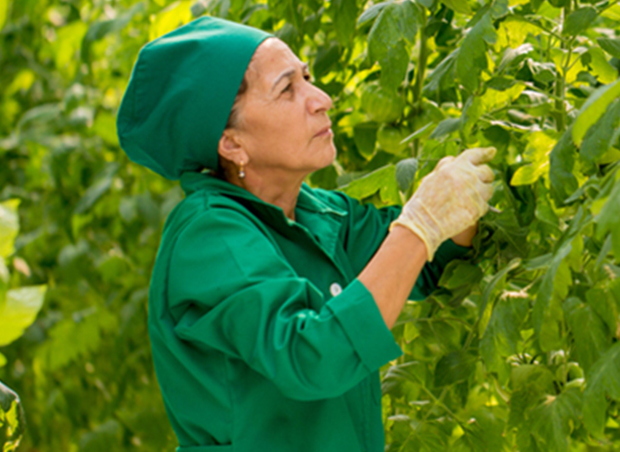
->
[1, 0, 619, 450]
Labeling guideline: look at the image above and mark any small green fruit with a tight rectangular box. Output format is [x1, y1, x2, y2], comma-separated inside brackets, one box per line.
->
[360, 84, 405, 123]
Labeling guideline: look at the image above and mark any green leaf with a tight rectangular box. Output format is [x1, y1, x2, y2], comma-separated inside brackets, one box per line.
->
[530, 388, 582, 452]
[356, 1, 390, 28]
[572, 79, 620, 146]
[35, 307, 117, 371]
[74, 162, 120, 215]
[423, 49, 458, 94]
[587, 47, 618, 84]
[0, 0, 9, 32]
[331, 0, 358, 46]
[395, 158, 418, 192]
[533, 240, 573, 351]
[434, 351, 476, 387]
[564, 296, 611, 374]
[478, 258, 521, 329]
[480, 295, 529, 373]
[81, 3, 144, 62]
[456, 408, 506, 452]
[313, 43, 341, 80]
[598, 37, 620, 59]
[430, 117, 460, 139]
[0, 285, 46, 346]
[382, 361, 427, 400]
[499, 43, 534, 72]
[580, 99, 620, 164]
[339, 165, 400, 206]
[595, 174, 620, 259]
[353, 122, 378, 159]
[367, 1, 419, 64]
[439, 260, 483, 290]
[0, 199, 20, 259]
[509, 364, 555, 428]
[456, 12, 496, 93]
[379, 39, 410, 90]
[510, 131, 556, 186]
[583, 342, 620, 437]
[149, 1, 193, 41]
[440, 0, 471, 14]
[562, 7, 597, 36]
[549, 127, 578, 205]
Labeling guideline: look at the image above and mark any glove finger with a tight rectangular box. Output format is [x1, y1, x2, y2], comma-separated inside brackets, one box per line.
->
[475, 164, 495, 183]
[460, 147, 497, 165]
[477, 181, 495, 202]
[435, 156, 456, 171]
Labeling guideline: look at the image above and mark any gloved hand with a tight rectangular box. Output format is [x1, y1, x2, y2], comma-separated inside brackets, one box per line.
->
[391, 147, 496, 261]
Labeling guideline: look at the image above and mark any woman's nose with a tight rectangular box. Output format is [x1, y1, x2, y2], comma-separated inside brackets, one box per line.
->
[307, 84, 333, 114]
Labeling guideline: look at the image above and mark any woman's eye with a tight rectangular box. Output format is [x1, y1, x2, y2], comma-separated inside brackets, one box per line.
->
[304, 74, 312, 82]
[282, 83, 292, 93]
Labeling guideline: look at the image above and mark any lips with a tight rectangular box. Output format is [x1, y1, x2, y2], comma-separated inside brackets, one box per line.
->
[314, 123, 333, 137]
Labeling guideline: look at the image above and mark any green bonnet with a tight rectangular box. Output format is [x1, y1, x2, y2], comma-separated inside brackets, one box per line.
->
[116, 16, 273, 180]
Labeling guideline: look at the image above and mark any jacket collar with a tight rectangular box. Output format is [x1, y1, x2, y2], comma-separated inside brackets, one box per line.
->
[180, 171, 347, 217]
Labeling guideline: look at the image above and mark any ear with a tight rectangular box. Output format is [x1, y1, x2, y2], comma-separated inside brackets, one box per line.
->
[218, 129, 249, 165]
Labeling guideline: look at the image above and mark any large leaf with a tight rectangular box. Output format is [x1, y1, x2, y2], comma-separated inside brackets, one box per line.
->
[367, 0, 419, 63]
[510, 131, 557, 186]
[480, 295, 528, 373]
[580, 99, 620, 164]
[598, 37, 620, 59]
[562, 7, 597, 36]
[434, 350, 477, 387]
[564, 297, 611, 374]
[530, 387, 582, 452]
[595, 174, 620, 259]
[339, 165, 400, 206]
[572, 79, 620, 146]
[583, 342, 620, 437]
[0, 285, 46, 346]
[331, 0, 357, 46]
[456, 12, 496, 93]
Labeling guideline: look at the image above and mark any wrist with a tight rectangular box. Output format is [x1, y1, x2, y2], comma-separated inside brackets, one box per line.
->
[389, 222, 429, 262]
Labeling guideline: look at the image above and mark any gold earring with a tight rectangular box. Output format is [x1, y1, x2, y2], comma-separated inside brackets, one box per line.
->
[238, 161, 245, 179]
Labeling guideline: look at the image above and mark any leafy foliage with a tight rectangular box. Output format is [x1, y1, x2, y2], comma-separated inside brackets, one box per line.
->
[1, 0, 619, 451]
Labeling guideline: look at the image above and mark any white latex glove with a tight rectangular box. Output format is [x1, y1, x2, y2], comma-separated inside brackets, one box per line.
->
[391, 147, 496, 261]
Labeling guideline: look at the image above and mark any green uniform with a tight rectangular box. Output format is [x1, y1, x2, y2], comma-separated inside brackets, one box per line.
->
[148, 171, 469, 452]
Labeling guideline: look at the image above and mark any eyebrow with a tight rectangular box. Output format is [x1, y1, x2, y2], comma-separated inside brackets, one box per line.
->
[271, 63, 309, 92]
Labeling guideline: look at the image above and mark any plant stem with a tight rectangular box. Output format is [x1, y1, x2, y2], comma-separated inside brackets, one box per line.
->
[553, 5, 573, 132]
[412, 14, 429, 158]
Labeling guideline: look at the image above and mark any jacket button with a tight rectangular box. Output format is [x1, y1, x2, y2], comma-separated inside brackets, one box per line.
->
[330, 283, 343, 297]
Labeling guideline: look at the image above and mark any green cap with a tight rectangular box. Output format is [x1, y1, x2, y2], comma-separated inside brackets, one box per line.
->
[116, 16, 272, 180]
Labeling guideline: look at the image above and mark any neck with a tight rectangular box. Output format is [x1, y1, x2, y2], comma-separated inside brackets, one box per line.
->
[227, 168, 305, 221]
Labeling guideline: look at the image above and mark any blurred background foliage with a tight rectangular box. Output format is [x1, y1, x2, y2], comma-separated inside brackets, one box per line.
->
[1, 0, 619, 450]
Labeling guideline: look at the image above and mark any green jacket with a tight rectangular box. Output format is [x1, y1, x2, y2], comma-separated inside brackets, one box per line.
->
[148, 172, 469, 452]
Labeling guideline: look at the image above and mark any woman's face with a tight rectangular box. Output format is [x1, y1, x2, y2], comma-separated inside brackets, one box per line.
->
[227, 38, 336, 178]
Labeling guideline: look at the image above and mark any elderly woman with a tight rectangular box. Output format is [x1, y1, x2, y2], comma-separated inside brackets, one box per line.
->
[117, 16, 494, 452]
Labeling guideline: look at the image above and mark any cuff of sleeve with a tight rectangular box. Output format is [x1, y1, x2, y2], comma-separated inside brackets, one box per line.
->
[432, 239, 471, 267]
[326, 279, 403, 372]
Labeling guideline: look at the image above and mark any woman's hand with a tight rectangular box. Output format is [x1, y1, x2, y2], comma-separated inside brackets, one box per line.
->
[391, 147, 496, 261]
[451, 223, 478, 248]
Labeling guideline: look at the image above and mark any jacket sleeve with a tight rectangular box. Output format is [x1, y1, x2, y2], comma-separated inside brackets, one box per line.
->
[167, 207, 403, 402]
[314, 189, 471, 301]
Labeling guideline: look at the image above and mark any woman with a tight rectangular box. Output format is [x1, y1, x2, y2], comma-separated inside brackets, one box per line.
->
[117, 16, 495, 452]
